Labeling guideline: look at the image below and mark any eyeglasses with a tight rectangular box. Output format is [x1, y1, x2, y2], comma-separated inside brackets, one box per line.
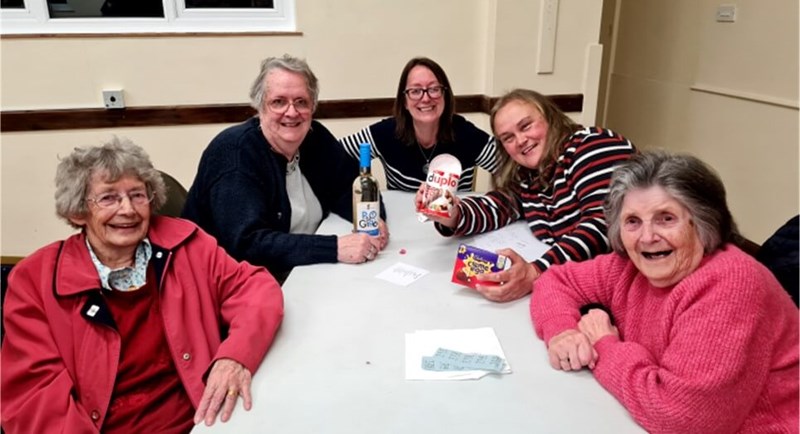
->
[86, 191, 154, 209]
[267, 98, 313, 114]
[404, 86, 446, 101]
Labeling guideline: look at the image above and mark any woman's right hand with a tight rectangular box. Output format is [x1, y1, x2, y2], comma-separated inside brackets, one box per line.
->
[337, 232, 381, 263]
[413, 184, 461, 228]
[547, 329, 597, 371]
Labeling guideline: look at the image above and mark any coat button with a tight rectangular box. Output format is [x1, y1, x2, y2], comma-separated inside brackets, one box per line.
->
[156, 252, 163, 259]
[91, 410, 100, 421]
[182, 352, 191, 361]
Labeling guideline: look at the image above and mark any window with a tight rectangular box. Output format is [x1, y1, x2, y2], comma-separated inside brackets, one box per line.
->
[0, 0, 294, 34]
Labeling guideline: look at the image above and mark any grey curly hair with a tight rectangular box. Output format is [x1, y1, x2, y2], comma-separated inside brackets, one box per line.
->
[249, 54, 319, 113]
[603, 150, 739, 256]
[54, 137, 166, 228]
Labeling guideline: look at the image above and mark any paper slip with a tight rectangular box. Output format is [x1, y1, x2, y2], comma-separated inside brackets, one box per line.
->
[405, 327, 511, 380]
[470, 220, 550, 263]
[375, 262, 429, 286]
[422, 348, 506, 373]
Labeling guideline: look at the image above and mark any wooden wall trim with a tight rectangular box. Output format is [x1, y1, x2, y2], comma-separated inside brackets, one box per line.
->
[1, 256, 25, 266]
[0, 94, 582, 132]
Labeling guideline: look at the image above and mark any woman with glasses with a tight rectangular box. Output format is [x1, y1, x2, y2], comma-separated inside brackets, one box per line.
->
[182, 55, 389, 282]
[419, 89, 636, 302]
[1, 138, 284, 432]
[339, 57, 498, 191]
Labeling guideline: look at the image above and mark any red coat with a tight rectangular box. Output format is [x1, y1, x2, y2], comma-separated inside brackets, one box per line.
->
[1, 216, 284, 433]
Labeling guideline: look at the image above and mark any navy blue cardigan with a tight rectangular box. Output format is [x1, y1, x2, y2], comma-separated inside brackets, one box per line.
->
[182, 117, 369, 275]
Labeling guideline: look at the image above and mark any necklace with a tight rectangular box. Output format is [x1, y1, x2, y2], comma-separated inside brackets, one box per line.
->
[286, 150, 300, 174]
[418, 142, 439, 173]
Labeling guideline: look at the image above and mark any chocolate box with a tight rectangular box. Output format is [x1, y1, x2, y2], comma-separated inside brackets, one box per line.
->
[451, 244, 511, 289]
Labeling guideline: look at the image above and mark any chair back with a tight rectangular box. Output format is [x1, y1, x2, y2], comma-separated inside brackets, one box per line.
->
[157, 170, 188, 218]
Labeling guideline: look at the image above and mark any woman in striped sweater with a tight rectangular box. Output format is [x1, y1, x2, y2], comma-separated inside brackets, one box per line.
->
[418, 89, 636, 302]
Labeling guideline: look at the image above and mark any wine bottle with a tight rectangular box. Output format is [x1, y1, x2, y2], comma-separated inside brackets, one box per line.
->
[352, 143, 380, 236]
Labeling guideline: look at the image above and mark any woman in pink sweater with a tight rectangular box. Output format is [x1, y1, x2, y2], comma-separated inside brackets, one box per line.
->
[531, 151, 799, 433]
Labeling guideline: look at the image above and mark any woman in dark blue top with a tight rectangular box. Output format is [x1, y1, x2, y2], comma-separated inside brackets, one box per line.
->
[183, 55, 388, 280]
[339, 57, 498, 191]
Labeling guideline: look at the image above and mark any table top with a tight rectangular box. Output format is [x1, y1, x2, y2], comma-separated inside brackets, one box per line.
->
[193, 191, 643, 434]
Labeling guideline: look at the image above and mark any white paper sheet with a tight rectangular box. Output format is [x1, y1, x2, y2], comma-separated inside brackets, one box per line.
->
[469, 221, 550, 263]
[405, 327, 512, 380]
[375, 262, 429, 286]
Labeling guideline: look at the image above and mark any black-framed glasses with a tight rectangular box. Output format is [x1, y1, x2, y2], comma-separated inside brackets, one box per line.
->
[267, 98, 312, 114]
[404, 86, 446, 101]
[86, 191, 154, 209]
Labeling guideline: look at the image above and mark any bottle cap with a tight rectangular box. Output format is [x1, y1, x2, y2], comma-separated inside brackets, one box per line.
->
[359, 143, 371, 169]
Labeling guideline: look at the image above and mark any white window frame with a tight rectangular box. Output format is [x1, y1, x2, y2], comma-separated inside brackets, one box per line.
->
[0, 0, 296, 34]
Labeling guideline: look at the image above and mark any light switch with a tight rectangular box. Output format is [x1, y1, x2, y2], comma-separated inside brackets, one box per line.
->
[716, 4, 736, 23]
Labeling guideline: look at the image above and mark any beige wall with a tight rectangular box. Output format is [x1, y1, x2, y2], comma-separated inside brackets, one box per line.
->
[604, 0, 799, 243]
[0, 0, 604, 257]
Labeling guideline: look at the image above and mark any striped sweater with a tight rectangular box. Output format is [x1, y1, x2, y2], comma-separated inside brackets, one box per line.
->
[339, 115, 498, 191]
[437, 127, 635, 272]
[531, 246, 799, 433]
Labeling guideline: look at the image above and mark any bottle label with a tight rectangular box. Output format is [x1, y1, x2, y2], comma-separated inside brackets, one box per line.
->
[355, 201, 380, 236]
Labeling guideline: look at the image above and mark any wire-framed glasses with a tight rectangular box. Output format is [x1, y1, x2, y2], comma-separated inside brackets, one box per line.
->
[404, 85, 446, 101]
[267, 98, 313, 114]
[86, 190, 154, 209]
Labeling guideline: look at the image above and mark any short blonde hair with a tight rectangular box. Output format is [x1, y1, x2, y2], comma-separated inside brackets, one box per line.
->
[489, 89, 580, 192]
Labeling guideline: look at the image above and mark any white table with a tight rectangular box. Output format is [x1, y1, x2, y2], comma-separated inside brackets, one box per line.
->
[193, 191, 643, 434]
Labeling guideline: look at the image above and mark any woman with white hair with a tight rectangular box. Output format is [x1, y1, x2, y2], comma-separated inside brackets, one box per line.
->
[1, 138, 284, 432]
[183, 54, 389, 282]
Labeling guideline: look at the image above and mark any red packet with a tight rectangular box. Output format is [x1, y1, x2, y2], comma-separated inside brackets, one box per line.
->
[417, 154, 461, 220]
[451, 244, 511, 289]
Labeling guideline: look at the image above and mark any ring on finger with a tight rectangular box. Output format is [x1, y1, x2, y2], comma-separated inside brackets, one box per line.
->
[226, 389, 238, 398]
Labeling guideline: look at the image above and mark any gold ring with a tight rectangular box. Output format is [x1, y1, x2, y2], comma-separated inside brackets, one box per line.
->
[227, 389, 238, 398]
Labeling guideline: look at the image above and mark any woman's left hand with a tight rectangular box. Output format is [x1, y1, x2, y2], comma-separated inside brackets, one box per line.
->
[578, 308, 619, 345]
[547, 329, 597, 371]
[377, 218, 390, 250]
[474, 249, 540, 302]
[194, 358, 253, 426]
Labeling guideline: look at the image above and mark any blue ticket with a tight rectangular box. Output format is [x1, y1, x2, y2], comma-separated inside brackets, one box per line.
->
[421, 347, 506, 373]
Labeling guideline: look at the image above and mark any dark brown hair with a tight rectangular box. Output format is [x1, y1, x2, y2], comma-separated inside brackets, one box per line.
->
[393, 57, 456, 146]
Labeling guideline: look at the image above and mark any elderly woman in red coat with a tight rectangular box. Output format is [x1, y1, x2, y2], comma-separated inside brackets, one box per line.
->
[1, 138, 284, 433]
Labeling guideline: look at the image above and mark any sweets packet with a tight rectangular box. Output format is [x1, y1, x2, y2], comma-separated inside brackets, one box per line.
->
[451, 244, 511, 289]
[417, 154, 461, 221]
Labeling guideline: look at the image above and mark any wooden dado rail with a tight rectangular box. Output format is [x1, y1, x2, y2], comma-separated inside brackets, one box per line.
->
[0, 94, 583, 132]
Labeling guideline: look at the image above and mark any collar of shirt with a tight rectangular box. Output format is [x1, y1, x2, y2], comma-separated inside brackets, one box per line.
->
[286, 150, 301, 175]
[86, 237, 152, 292]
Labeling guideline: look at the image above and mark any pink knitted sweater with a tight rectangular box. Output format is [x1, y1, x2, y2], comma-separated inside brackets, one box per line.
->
[531, 245, 799, 433]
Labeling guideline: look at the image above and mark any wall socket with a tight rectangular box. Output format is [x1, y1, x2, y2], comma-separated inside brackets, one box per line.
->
[103, 90, 125, 109]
